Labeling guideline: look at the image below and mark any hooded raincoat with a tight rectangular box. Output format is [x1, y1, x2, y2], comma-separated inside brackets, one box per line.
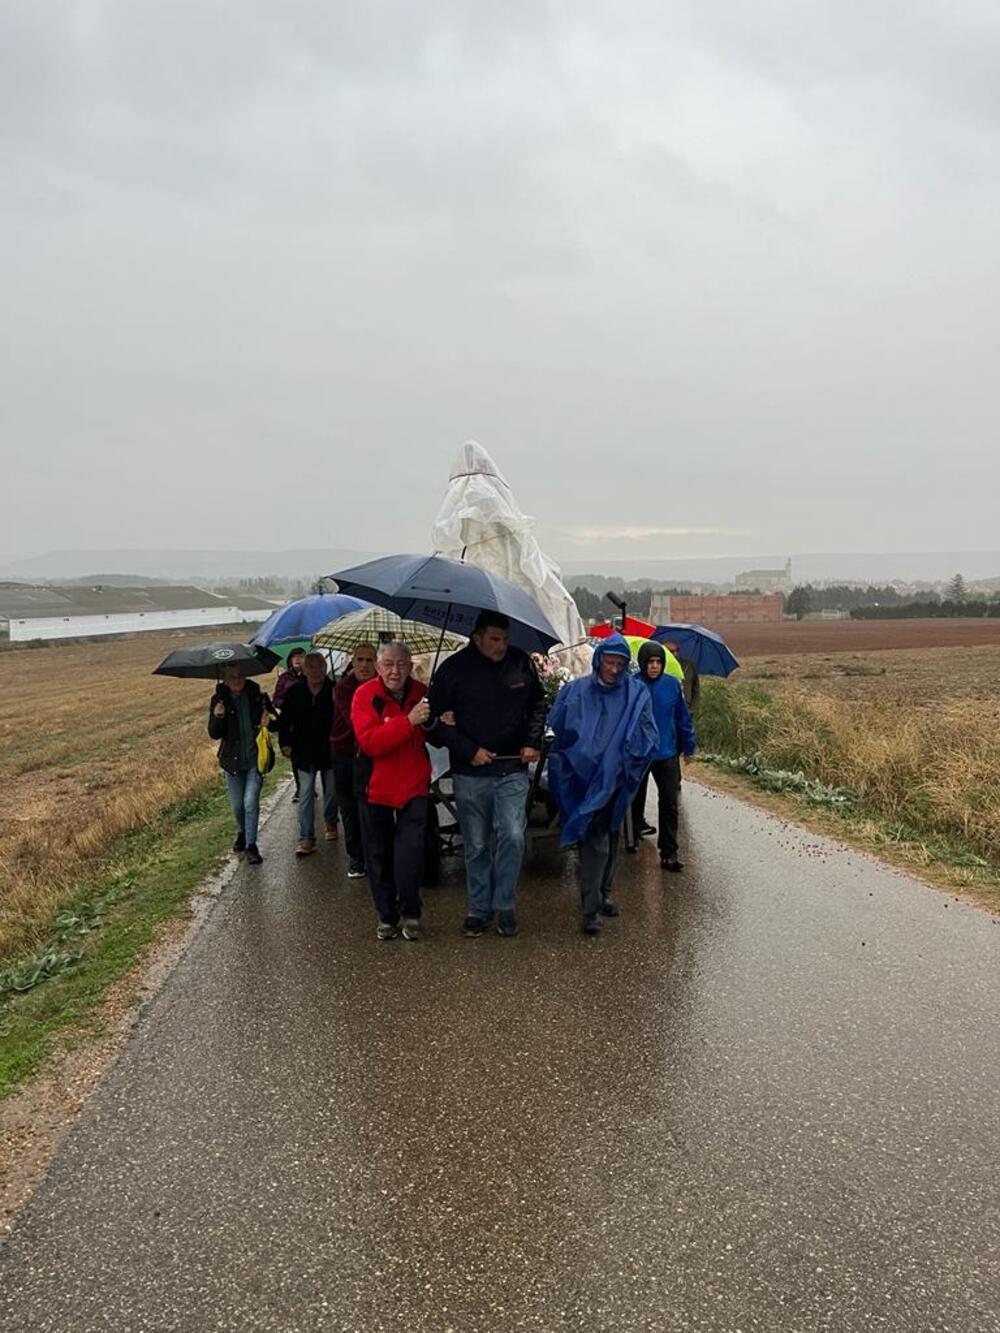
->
[636, 642, 697, 760]
[547, 632, 659, 846]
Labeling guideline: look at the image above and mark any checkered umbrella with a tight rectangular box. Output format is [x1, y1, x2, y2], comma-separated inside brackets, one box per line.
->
[311, 607, 467, 654]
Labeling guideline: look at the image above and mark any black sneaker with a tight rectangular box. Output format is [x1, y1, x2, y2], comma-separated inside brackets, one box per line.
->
[232, 832, 246, 854]
[600, 899, 620, 917]
[246, 844, 263, 866]
[638, 822, 656, 837]
[581, 915, 602, 935]
[496, 911, 519, 937]
[462, 916, 488, 937]
[347, 862, 367, 879]
[661, 856, 684, 872]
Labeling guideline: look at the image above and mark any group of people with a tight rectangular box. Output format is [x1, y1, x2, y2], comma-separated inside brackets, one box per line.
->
[208, 615, 696, 937]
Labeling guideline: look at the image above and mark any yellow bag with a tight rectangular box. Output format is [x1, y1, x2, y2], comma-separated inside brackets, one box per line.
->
[256, 722, 276, 776]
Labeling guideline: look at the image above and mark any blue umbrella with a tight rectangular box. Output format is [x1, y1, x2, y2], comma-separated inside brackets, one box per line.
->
[650, 622, 740, 676]
[251, 593, 370, 648]
[330, 554, 560, 654]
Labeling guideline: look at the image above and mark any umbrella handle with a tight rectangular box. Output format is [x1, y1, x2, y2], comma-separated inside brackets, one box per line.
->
[429, 543, 465, 679]
[430, 603, 455, 680]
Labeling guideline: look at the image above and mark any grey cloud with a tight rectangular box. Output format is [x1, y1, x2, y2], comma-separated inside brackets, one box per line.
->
[2, 0, 998, 565]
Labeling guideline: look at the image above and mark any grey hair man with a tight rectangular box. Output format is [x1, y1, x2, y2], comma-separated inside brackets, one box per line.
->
[351, 641, 438, 941]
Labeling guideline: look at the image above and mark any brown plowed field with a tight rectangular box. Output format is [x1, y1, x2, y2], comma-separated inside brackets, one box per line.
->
[0, 627, 248, 960]
[715, 617, 1000, 659]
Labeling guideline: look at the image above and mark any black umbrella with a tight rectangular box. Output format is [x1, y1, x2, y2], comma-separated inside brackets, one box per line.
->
[330, 553, 561, 655]
[152, 641, 281, 680]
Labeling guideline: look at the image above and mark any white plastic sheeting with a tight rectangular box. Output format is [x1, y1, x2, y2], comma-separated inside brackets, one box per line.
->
[431, 441, 591, 674]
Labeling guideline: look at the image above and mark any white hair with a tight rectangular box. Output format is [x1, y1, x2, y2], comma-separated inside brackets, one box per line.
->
[377, 640, 412, 663]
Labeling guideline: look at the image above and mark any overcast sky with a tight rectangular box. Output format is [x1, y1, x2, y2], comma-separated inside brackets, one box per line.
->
[2, 0, 998, 567]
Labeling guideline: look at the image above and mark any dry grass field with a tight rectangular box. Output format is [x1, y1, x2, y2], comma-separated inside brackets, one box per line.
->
[700, 642, 1000, 880]
[0, 629, 265, 963]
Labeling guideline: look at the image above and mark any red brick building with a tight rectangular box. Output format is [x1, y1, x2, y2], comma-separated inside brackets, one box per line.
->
[650, 593, 785, 625]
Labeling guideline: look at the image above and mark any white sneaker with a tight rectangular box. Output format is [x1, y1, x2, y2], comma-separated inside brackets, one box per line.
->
[376, 922, 399, 941]
[401, 918, 421, 942]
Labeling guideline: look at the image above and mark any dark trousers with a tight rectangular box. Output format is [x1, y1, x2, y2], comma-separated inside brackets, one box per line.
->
[632, 757, 682, 858]
[580, 797, 622, 919]
[332, 754, 364, 866]
[359, 796, 428, 925]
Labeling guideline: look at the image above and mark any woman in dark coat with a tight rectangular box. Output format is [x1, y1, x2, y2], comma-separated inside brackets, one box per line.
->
[208, 664, 274, 865]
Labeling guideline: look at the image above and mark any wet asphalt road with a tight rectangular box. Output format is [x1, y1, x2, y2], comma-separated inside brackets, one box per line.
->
[1, 781, 998, 1332]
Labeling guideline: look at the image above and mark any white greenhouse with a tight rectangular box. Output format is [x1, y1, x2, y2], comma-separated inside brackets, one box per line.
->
[0, 584, 275, 644]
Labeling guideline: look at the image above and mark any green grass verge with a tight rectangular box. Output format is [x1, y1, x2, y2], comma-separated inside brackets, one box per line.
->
[0, 768, 285, 1100]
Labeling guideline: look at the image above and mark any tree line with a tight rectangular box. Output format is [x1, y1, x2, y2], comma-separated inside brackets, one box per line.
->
[851, 600, 1000, 619]
[787, 574, 1000, 620]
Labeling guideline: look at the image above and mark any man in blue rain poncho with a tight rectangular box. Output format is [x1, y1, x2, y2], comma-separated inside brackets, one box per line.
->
[547, 633, 659, 934]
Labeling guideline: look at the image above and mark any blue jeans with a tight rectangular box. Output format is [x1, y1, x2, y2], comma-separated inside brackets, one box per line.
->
[453, 769, 530, 919]
[225, 768, 263, 845]
[297, 767, 336, 841]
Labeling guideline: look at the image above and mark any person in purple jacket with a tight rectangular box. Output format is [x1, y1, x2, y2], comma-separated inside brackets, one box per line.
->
[632, 640, 697, 872]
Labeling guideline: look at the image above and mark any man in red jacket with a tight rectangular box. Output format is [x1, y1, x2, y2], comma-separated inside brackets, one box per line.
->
[351, 641, 436, 942]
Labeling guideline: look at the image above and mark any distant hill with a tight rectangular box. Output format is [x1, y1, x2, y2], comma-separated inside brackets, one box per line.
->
[1, 548, 379, 582]
[56, 573, 170, 587]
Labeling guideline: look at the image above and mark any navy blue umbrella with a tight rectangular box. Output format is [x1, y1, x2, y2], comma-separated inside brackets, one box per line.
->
[251, 593, 370, 648]
[330, 554, 560, 654]
[650, 623, 739, 676]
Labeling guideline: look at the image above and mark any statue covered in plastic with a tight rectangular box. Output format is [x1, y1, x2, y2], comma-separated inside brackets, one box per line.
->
[431, 441, 591, 676]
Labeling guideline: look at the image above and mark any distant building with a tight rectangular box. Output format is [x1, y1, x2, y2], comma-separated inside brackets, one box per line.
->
[650, 592, 785, 625]
[734, 559, 793, 595]
[0, 583, 274, 643]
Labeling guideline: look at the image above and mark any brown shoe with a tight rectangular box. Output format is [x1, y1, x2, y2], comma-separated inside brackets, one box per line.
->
[295, 839, 317, 856]
[324, 823, 338, 842]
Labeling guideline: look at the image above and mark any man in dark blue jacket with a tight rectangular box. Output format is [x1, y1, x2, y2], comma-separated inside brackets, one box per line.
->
[633, 640, 697, 871]
[428, 612, 547, 938]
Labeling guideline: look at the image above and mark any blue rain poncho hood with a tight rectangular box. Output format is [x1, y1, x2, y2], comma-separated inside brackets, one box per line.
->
[546, 632, 660, 845]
